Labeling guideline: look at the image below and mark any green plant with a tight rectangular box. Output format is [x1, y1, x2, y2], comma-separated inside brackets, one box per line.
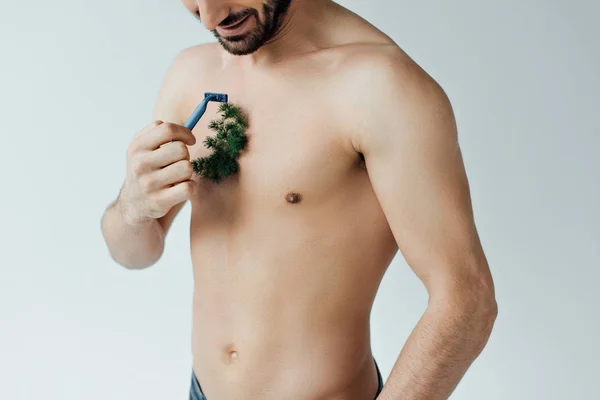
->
[192, 103, 249, 183]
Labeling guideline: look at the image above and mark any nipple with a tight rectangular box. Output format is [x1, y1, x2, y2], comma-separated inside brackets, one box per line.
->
[285, 192, 302, 204]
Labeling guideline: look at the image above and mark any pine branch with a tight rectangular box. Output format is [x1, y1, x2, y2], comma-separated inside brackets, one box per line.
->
[191, 103, 249, 183]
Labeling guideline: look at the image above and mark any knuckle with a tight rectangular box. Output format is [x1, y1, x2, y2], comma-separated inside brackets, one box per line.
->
[140, 174, 156, 192]
[176, 141, 189, 158]
[144, 121, 162, 134]
[130, 157, 145, 177]
[127, 140, 141, 157]
[152, 196, 166, 211]
[161, 122, 177, 136]
[145, 121, 161, 135]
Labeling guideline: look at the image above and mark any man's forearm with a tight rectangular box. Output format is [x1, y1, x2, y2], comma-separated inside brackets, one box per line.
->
[101, 198, 165, 269]
[377, 295, 497, 400]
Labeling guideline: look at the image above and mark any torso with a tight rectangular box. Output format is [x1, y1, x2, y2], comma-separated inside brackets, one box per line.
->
[179, 23, 400, 400]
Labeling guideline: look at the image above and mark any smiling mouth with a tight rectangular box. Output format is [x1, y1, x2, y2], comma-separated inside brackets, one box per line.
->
[219, 14, 251, 29]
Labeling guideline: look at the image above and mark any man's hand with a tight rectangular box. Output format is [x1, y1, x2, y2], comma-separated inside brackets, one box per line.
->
[117, 121, 197, 227]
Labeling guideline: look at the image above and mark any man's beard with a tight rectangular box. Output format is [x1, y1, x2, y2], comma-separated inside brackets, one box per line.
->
[210, 0, 292, 56]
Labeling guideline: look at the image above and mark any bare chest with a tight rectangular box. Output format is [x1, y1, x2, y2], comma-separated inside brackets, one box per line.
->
[184, 79, 359, 218]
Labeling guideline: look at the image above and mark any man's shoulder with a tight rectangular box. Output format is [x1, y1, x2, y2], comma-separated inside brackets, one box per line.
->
[328, 39, 448, 119]
[331, 41, 438, 94]
[325, 41, 452, 152]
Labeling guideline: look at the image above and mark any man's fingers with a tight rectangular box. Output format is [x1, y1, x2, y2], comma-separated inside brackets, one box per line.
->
[143, 160, 194, 191]
[160, 180, 196, 206]
[159, 160, 194, 186]
[142, 122, 197, 150]
[146, 140, 191, 169]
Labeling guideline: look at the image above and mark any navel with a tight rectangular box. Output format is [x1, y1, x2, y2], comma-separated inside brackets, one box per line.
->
[358, 152, 367, 170]
[285, 191, 302, 204]
[225, 344, 240, 363]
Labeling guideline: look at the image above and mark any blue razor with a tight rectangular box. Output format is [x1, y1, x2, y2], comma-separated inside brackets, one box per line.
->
[184, 92, 229, 130]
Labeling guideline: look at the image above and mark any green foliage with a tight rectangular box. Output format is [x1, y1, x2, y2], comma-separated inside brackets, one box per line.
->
[191, 103, 249, 183]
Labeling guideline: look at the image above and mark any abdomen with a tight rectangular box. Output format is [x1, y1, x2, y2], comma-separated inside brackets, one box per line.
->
[188, 168, 397, 399]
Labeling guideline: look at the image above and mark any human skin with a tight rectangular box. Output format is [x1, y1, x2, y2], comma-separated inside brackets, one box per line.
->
[101, 1, 498, 399]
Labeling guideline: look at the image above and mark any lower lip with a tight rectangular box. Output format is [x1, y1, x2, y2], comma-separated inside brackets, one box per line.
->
[217, 14, 253, 37]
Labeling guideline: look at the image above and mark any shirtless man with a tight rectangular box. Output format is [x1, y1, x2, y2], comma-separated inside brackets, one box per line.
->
[100, 1, 498, 399]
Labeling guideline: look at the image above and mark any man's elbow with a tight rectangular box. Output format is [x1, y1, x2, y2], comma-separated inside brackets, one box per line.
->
[470, 287, 497, 356]
[107, 246, 164, 270]
[117, 256, 161, 270]
[431, 272, 498, 346]
[472, 286, 498, 341]
[455, 275, 498, 351]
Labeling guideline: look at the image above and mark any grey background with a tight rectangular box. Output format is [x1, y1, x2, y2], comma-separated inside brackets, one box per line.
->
[1, 0, 598, 399]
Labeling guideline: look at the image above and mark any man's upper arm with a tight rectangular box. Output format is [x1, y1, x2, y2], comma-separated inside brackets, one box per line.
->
[346, 47, 493, 301]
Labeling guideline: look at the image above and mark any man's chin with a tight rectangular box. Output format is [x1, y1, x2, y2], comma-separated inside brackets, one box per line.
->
[217, 37, 264, 56]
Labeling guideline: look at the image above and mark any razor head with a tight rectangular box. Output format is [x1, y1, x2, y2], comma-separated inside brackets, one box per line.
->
[204, 92, 228, 103]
